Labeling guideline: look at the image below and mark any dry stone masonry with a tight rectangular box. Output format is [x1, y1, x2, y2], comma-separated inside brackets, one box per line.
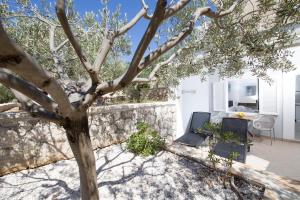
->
[0, 102, 176, 176]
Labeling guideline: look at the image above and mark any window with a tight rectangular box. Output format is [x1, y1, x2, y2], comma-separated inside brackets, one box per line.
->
[228, 79, 259, 113]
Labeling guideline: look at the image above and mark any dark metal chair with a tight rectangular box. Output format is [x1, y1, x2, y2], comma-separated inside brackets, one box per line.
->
[212, 117, 248, 163]
[175, 112, 211, 147]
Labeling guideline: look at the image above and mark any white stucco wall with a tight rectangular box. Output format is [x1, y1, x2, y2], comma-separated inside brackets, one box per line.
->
[174, 76, 210, 138]
[282, 45, 300, 140]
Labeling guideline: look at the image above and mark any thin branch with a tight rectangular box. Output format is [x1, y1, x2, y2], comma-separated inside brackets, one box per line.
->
[141, 0, 152, 19]
[54, 24, 97, 53]
[205, 0, 242, 18]
[132, 77, 150, 83]
[149, 47, 184, 79]
[91, 31, 114, 79]
[0, 69, 58, 113]
[133, 47, 186, 83]
[54, 38, 70, 52]
[138, 24, 193, 71]
[93, 6, 148, 77]
[80, 0, 168, 109]
[79, 1, 241, 109]
[0, 21, 73, 118]
[115, 0, 168, 87]
[49, 26, 56, 52]
[55, 0, 99, 84]
[164, 0, 191, 19]
[32, 8, 58, 27]
[1, 13, 58, 27]
[141, 0, 148, 9]
[95, 7, 209, 93]
[115, 7, 148, 37]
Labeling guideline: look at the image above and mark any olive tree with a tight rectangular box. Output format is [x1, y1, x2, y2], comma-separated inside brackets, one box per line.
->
[0, 0, 299, 199]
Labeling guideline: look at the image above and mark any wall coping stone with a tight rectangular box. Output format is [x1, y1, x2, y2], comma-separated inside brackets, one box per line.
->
[89, 101, 175, 115]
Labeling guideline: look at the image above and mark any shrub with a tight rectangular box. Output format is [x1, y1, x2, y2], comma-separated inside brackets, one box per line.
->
[0, 85, 15, 103]
[126, 122, 165, 156]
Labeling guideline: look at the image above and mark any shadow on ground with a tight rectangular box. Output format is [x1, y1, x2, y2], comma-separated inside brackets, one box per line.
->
[1, 144, 240, 200]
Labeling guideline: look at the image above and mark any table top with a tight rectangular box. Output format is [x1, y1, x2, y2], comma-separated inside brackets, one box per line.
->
[229, 115, 257, 121]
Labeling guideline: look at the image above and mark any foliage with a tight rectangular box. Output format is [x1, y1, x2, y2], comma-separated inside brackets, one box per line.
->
[198, 122, 221, 135]
[0, 85, 15, 103]
[217, 131, 241, 144]
[126, 122, 165, 157]
[145, 0, 300, 87]
[0, 0, 130, 81]
[208, 150, 221, 168]
[124, 83, 150, 103]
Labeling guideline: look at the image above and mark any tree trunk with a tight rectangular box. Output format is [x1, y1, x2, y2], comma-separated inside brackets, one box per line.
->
[65, 114, 99, 200]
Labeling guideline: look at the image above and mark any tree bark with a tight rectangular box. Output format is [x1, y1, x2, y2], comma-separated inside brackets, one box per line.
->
[65, 114, 99, 200]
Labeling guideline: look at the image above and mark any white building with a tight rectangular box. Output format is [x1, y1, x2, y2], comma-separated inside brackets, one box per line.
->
[174, 24, 300, 141]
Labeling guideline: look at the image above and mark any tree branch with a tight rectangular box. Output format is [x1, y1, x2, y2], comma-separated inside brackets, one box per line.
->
[79, 1, 240, 109]
[138, 24, 194, 71]
[0, 69, 58, 113]
[133, 47, 186, 83]
[115, 7, 148, 37]
[113, 0, 168, 87]
[54, 37, 71, 52]
[80, 0, 168, 110]
[49, 26, 56, 52]
[205, 0, 243, 18]
[95, 6, 209, 92]
[55, 0, 99, 84]
[164, 0, 191, 19]
[32, 8, 58, 27]
[0, 21, 73, 118]
[92, 6, 149, 79]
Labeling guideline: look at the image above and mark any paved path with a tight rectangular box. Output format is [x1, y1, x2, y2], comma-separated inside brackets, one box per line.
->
[247, 137, 300, 181]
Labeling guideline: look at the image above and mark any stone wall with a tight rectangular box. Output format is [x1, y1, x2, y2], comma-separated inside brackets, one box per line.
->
[0, 102, 176, 176]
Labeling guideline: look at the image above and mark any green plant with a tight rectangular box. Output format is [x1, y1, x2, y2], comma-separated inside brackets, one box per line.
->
[126, 122, 165, 157]
[217, 131, 240, 144]
[208, 150, 221, 169]
[199, 122, 221, 135]
[0, 85, 15, 103]
[224, 152, 240, 174]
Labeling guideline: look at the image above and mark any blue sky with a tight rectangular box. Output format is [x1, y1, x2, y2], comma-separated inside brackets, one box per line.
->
[30, 0, 159, 58]
[71, 0, 158, 53]
[8, 0, 214, 61]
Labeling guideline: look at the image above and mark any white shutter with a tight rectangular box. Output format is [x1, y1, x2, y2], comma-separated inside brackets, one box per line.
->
[259, 79, 278, 115]
[213, 81, 227, 111]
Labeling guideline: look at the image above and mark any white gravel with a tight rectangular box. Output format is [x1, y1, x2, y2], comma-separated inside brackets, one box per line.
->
[0, 144, 243, 200]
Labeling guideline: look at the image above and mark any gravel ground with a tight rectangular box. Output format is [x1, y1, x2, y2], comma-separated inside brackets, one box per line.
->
[0, 144, 263, 200]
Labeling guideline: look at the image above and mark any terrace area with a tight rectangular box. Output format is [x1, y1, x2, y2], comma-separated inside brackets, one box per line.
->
[168, 135, 300, 199]
[247, 137, 300, 181]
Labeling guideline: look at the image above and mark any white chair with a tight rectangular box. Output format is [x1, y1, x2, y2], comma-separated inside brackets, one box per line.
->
[253, 115, 276, 145]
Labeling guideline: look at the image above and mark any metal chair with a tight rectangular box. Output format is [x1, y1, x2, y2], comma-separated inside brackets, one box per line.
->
[212, 118, 248, 163]
[175, 112, 211, 147]
[253, 115, 276, 145]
